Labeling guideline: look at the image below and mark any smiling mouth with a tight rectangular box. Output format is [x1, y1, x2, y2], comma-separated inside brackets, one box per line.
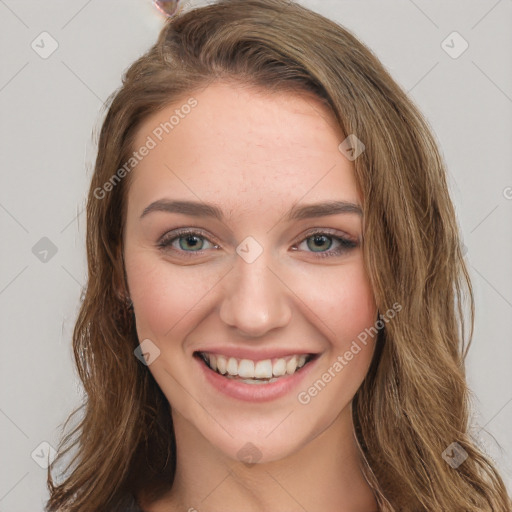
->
[194, 351, 317, 385]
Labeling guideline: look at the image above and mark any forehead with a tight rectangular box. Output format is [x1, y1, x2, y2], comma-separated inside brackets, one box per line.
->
[127, 82, 360, 214]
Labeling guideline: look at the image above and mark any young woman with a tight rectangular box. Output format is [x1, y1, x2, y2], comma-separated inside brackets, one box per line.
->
[45, 1, 512, 510]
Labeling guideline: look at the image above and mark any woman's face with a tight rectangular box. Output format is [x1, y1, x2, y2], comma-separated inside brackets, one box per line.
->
[123, 82, 378, 463]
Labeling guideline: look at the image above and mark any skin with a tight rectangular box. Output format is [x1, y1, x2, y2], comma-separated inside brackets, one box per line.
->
[123, 82, 380, 511]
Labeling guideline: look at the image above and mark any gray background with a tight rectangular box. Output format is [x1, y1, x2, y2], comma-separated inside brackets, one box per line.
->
[1, 0, 511, 510]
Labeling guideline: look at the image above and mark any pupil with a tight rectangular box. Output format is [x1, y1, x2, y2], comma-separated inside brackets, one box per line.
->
[307, 235, 331, 252]
[180, 235, 202, 251]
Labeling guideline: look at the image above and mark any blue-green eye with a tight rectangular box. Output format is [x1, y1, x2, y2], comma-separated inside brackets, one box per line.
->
[294, 231, 358, 257]
[176, 233, 205, 251]
[157, 228, 358, 258]
[158, 229, 217, 253]
[307, 234, 334, 252]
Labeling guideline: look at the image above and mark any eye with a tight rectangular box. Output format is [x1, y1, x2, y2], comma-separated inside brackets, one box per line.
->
[157, 228, 359, 259]
[293, 230, 358, 258]
[157, 229, 219, 256]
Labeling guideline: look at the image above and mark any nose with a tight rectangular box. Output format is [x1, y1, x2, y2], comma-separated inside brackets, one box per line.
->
[218, 248, 292, 338]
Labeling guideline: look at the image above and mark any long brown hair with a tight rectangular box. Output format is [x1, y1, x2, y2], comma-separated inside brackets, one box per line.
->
[46, 1, 512, 510]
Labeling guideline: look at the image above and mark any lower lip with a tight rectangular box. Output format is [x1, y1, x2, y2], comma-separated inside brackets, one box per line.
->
[195, 355, 319, 402]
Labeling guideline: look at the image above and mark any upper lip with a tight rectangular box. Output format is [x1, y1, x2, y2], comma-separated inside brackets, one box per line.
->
[193, 347, 319, 360]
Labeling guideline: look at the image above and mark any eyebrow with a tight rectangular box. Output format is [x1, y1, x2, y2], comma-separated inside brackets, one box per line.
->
[140, 199, 363, 221]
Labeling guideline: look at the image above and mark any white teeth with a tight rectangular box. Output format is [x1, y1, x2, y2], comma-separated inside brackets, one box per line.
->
[238, 359, 255, 378]
[216, 355, 227, 374]
[227, 357, 238, 376]
[202, 352, 312, 380]
[272, 358, 287, 376]
[286, 355, 298, 375]
[254, 360, 273, 379]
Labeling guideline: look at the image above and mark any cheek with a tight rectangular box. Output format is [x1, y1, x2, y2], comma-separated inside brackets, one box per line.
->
[124, 249, 223, 339]
[292, 261, 377, 348]
[293, 266, 378, 423]
[335, 268, 377, 347]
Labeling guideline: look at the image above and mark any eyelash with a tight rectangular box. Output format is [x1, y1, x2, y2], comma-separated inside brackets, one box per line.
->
[157, 228, 358, 259]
